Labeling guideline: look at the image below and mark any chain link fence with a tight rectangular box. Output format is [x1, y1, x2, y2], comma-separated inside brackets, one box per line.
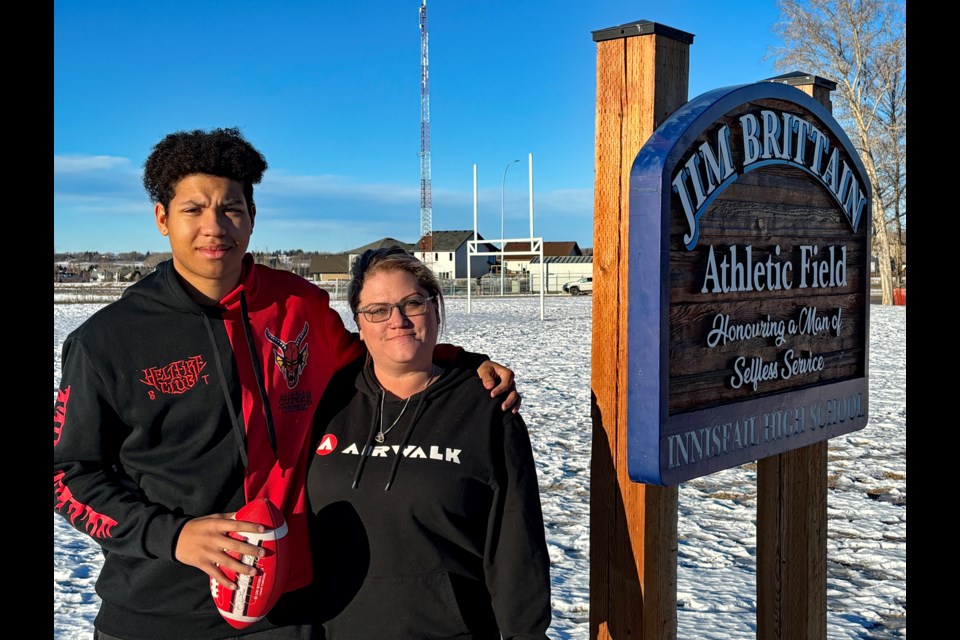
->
[313, 273, 584, 301]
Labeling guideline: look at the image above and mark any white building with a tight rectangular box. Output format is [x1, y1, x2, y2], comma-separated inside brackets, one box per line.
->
[501, 240, 585, 276]
[413, 230, 498, 279]
[528, 255, 594, 293]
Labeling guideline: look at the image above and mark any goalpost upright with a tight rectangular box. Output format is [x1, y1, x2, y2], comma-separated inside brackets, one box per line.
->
[467, 153, 544, 320]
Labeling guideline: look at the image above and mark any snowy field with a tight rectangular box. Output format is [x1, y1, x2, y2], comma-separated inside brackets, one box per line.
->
[53, 296, 906, 639]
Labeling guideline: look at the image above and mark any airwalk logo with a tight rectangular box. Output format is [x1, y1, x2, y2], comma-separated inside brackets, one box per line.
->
[315, 433, 462, 464]
[316, 434, 338, 455]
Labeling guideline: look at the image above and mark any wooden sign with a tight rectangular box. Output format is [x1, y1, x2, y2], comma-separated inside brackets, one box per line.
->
[627, 81, 871, 485]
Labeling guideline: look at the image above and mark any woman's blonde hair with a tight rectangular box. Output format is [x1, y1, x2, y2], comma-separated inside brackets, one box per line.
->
[348, 246, 445, 329]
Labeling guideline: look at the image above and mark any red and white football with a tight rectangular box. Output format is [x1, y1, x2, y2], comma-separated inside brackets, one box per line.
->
[210, 497, 289, 629]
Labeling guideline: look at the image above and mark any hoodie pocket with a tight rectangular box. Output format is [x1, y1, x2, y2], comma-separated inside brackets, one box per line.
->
[322, 572, 476, 639]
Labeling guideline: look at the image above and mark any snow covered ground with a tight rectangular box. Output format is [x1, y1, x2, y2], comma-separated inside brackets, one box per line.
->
[53, 296, 906, 639]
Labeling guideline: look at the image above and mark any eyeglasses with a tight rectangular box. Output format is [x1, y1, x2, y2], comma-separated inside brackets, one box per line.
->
[356, 295, 435, 323]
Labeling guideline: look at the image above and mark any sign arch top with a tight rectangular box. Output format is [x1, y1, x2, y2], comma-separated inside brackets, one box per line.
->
[634, 81, 870, 248]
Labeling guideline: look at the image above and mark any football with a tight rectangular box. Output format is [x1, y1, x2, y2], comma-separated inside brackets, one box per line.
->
[210, 497, 289, 629]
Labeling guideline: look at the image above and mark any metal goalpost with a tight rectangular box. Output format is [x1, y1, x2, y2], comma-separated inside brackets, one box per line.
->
[466, 153, 545, 320]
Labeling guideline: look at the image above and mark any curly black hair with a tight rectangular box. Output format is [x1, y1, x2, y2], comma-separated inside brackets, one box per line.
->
[142, 127, 268, 213]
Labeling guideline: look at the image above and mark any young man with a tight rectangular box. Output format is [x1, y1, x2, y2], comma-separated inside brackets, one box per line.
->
[53, 127, 518, 640]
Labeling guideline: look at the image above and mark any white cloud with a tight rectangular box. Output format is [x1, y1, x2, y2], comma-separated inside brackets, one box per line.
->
[261, 172, 419, 205]
[53, 155, 132, 174]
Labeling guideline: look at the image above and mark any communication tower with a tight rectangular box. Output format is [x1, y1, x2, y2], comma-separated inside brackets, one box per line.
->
[418, 0, 433, 259]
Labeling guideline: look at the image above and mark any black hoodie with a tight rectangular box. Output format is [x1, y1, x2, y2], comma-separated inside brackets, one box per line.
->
[307, 359, 552, 639]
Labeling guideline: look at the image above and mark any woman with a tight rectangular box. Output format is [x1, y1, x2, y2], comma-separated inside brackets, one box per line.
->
[307, 247, 551, 639]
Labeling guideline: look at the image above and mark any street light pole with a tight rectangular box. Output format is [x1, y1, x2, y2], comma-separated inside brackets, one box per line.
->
[501, 158, 519, 295]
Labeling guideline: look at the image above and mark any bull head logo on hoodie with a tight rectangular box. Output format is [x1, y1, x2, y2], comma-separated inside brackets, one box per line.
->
[265, 323, 309, 388]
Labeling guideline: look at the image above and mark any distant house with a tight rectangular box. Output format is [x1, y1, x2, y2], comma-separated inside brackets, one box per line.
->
[305, 234, 593, 285]
[308, 254, 350, 280]
[54, 257, 146, 283]
[412, 230, 498, 279]
[311, 238, 419, 281]
[348, 237, 418, 254]
[502, 240, 584, 276]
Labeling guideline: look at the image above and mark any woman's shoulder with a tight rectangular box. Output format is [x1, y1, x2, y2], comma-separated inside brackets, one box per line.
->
[432, 367, 525, 434]
[435, 366, 500, 402]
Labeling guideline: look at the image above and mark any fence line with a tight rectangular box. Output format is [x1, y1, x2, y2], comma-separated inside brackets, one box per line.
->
[313, 273, 587, 300]
[53, 274, 588, 304]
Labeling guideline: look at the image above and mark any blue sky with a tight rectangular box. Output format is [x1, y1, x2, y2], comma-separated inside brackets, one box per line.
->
[54, 0, 784, 255]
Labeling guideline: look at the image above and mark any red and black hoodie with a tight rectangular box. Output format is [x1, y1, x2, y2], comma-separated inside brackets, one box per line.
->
[53, 256, 369, 639]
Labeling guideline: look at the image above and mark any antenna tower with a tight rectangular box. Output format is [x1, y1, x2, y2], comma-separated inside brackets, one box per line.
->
[418, 0, 433, 259]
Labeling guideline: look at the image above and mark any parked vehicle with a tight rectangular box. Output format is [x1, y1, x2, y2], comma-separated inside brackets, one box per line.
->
[562, 276, 593, 295]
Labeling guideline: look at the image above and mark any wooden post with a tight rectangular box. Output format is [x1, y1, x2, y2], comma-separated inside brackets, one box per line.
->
[756, 73, 837, 640]
[590, 22, 692, 640]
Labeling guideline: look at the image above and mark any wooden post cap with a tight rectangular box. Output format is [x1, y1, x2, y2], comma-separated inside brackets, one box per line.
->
[763, 70, 837, 90]
[591, 20, 694, 44]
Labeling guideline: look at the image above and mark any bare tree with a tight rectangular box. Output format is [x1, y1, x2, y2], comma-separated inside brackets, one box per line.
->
[768, 0, 906, 304]
[875, 41, 906, 285]
[142, 252, 172, 271]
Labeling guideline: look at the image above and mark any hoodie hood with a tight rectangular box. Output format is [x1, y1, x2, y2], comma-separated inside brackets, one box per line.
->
[121, 258, 217, 315]
[122, 255, 260, 315]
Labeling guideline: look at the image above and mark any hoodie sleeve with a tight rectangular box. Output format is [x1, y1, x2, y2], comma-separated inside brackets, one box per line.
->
[432, 343, 489, 370]
[53, 336, 190, 562]
[484, 411, 552, 639]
